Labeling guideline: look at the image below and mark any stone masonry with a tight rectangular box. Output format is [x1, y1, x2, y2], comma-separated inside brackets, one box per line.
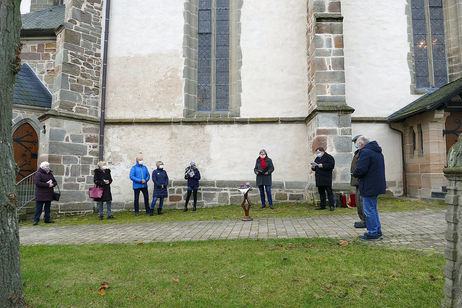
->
[20, 40, 57, 89]
[306, 0, 354, 191]
[38, 0, 104, 213]
[441, 137, 462, 308]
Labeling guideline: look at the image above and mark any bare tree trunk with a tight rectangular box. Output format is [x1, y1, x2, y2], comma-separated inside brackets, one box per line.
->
[0, 0, 26, 307]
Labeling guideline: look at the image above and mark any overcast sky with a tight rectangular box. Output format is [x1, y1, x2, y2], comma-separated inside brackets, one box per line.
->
[21, 0, 31, 14]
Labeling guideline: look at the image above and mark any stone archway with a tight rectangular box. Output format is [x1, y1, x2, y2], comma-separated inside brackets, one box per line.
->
[12, 122, 39, 182]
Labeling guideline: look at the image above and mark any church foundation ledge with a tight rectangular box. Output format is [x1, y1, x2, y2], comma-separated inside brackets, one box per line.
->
[104, 117, 307, 125]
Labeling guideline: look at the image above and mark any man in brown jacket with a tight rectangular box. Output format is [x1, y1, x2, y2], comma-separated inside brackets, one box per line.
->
[351, 135, 366, 228]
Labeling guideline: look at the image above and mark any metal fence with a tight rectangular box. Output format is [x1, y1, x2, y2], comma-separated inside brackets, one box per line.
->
[16, 171, 36, 212]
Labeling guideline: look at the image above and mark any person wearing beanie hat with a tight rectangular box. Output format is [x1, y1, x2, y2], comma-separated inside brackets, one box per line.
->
[351, 135, 366, 228]
[150, 161, 169, 215]
[254, 149, 275, 209]
[184, 161, 201, 212]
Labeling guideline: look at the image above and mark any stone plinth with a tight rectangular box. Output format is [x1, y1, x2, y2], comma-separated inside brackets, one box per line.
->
[442, 167, 462, 307]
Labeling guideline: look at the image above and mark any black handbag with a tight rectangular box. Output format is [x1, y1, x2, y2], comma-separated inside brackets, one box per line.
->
[53, 182, 61, 201]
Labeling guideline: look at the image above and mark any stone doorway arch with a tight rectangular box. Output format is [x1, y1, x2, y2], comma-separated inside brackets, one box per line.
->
[13, 122, 39, 182]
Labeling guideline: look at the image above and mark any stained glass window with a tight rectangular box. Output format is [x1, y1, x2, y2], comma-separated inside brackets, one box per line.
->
[411, 0, 448, 89]
[197, 0, 230, 112]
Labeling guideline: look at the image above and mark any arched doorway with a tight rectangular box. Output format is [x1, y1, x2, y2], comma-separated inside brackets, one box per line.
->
[445, 112, 462, 154]
[13, 122, 38, 182]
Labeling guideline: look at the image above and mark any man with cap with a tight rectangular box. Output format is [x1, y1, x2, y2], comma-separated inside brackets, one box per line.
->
[351, 135, 366, 228]
[353, 136, 386, 241]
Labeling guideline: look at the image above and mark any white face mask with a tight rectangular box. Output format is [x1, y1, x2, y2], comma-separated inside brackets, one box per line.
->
[260, 154, 266, 159]
[102, 165, 108, 170]
[138, 160, 144, 165]
[159, 165, 164, 169]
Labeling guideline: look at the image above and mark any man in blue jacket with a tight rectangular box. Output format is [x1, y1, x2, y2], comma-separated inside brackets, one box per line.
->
[129, 155, 150, 216]
[353, 136, 386, 240]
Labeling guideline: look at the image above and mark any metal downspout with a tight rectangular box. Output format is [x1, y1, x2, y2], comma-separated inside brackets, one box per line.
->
[98, 0, 111, 161]
[389, 124, 407, 196]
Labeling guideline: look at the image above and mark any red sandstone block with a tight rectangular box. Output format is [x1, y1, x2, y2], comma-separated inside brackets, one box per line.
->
[169, 195, 182, 202]
[20, 52, 41, 60]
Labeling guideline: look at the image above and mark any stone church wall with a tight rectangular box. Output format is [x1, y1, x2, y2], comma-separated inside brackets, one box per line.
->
[20, 39, 57, 89]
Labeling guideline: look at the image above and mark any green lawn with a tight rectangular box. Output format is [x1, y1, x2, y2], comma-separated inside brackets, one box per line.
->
[25, 197, 446, 226]
[21, 238, 444, 307]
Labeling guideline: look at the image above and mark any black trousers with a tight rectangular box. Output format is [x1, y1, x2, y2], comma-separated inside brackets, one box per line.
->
[34, 201, 51, 223]
[134, 187, 149, 214]
[184, 188, 198, 207]
[317, 186, 335, 208]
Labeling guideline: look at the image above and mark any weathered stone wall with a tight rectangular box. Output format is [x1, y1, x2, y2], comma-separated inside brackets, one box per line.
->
[305, 0, 353, 190]
[30, 0, 60, 12]
[443, 0, 462, 82]
[20, 39, 57, 89]
[37, 0, 104, 212]
[442, 167, 462, 307]
[395, 110, 448, 199]
[52, 0, 103, 117]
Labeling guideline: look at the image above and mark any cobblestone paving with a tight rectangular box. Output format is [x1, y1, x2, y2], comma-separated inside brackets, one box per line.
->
[19, 210, 446, 253]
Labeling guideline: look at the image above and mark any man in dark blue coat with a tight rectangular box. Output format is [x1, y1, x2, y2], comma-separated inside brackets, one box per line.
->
[353, 136, 386, 240]
[311, 147, 336, 211]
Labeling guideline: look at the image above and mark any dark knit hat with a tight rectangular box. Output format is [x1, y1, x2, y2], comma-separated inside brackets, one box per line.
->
[352, 135, 362, 142]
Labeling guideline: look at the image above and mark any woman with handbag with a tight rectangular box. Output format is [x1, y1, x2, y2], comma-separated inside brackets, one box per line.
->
[93, 161, 115, 220]
[33, 161, 57, 225]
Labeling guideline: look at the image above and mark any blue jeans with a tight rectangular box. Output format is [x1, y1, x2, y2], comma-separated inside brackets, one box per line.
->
[98, 201, 112, 218]
[151, 197, 164, 210]
[363, 196, 382, 236]
[259, 185, 272, 206]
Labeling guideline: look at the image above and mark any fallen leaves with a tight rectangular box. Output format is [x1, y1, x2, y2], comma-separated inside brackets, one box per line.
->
[239, 275, 246, 279]
[137, 243, 143, 246]
[305, 257, 310, 262]
[338, 241, 349, 247]
[172, 278, 179, 283]
[97, 281, 110, 296]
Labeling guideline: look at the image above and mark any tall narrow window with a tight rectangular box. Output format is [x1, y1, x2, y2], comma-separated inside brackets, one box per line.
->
[417, 124, 424, 155]
[411, 0, 448, 89]
[410, 127, 416, 156]
[197, 0, 230, 112]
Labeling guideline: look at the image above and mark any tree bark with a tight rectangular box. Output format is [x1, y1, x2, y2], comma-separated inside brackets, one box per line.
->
[0, 0, 26, 307]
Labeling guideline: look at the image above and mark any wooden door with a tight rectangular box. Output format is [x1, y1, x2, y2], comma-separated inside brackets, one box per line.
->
[13, 123, 38, 182]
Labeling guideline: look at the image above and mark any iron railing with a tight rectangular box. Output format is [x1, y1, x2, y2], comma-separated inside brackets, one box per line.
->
[16, 171, 36, 212]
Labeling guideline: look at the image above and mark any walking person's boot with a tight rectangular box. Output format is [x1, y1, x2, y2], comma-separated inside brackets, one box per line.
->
[193, 204, 196, 212]
[184, 203, 188, 212]
[157, 208, 163, 215]
[150, 208, 154, 216]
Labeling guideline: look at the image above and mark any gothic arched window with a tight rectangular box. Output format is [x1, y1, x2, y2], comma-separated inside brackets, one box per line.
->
[411, 0, 448, 89]
[197, 0, 230, 112]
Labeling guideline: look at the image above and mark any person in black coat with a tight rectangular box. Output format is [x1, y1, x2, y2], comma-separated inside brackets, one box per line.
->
[311, 147, 336, 211]
[353, 136, 386, 240]
[93, 161, 114, 220]
[184, 161, 201, 212]
[33, 161, 57, 225]
[254, 149, 275, 209]
[151, 161, 169, 215]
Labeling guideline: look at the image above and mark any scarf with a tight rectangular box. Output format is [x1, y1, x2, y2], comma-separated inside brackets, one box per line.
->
[260, 157, 267, 169]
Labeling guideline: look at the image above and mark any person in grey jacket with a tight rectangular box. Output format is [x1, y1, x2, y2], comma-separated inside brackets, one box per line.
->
[351, 135, 366, 228]
[254, 149, 275, 209]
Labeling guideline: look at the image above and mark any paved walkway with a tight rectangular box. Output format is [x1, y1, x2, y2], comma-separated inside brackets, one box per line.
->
[19, 209, 447, 253]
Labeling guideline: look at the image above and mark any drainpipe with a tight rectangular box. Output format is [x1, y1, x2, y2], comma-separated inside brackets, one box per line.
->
[98, 0, 111, 161]
[389, 124, 407, 196]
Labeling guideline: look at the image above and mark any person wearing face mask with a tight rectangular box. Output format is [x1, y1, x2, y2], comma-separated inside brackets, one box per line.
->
[33, 161, 57, 225]
[129, 155, 150, 216]
[184, 161, 201, 212]
[254, 149, 275, 209]
[93, 161, 114, 220]
[151, 161, 169, 215]
[350, 135, 366, 228]
[311, 147, 336, 211]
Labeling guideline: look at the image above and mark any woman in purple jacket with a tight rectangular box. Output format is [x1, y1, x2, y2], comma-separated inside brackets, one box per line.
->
[33, 161, 57, 225]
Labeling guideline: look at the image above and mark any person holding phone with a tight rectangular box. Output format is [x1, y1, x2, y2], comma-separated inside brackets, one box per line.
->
[33, 161, 57, 225]
[311, 147, 336, 211]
